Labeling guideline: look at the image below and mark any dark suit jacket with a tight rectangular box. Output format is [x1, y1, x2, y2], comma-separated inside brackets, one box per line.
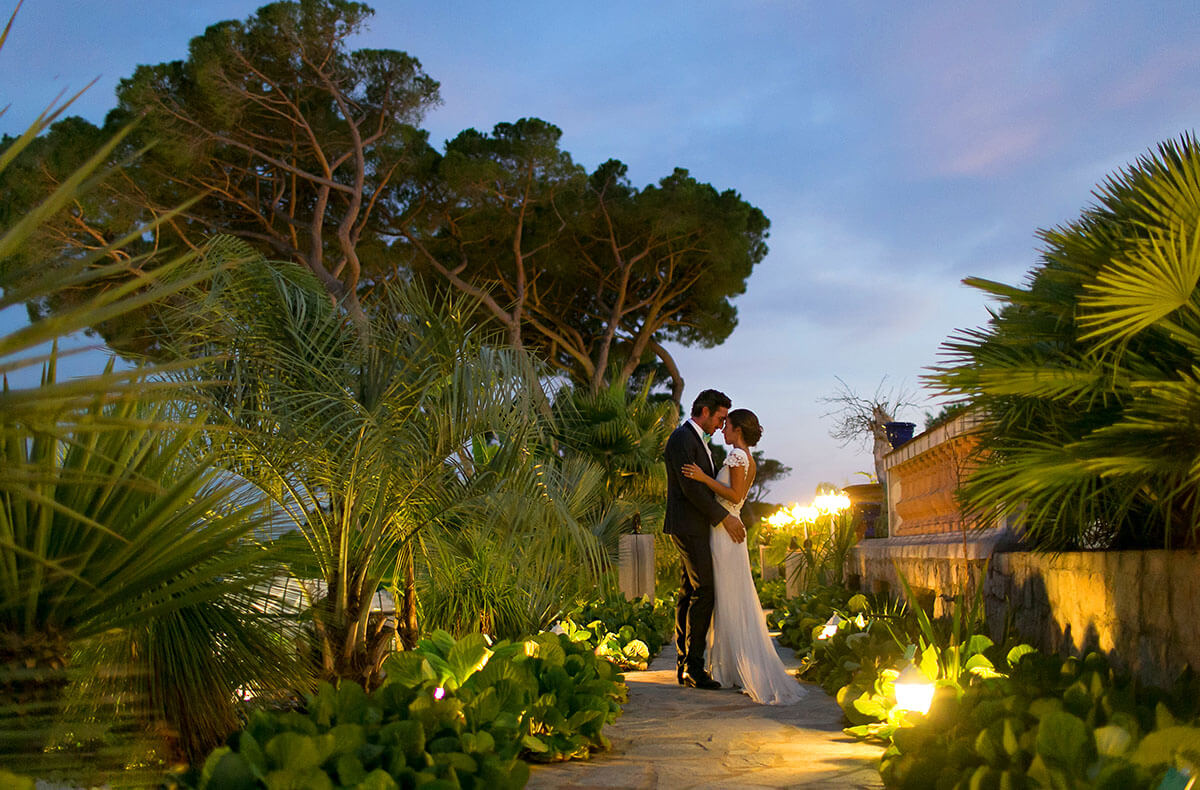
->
[663, 421, 730, 537]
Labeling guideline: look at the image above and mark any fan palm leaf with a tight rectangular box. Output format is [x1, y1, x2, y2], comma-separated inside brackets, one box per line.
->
[927, 134, 1200, 549]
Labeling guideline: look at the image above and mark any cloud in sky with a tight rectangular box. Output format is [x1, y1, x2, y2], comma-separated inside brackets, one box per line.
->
[2, 0, 1199, 503]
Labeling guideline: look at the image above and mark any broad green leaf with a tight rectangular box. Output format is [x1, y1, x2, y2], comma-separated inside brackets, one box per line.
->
[1001, 718, 1022, 757]
[852, 692, 887, 720]
[381, 652, 434, 689]
[1029, 697, 1064, 720]
[919, 646, 939, 681]
[1156, 702, 1179, 730]
[446, 633, 491, 684]
[1006, 644, 1037, 667]
[265, 732, 325, 772]
[965, 653, 995, 672]
[1035, 711, 1091, 774]
[974, 728, 1002, 767]
[380, 720, 425, 760]
[1093, 725, 1133, 758]
[964, 634, 994, 656]
[336, 683, 370, 724]
[335, 753, 367, 786]
[622, 639, 650, 661]
[328, 723, 366, 756]
[522, 734, 549, 753]
[1130, 726, 1200, 768]
[200, 748, 258, 790]
[263, 768, 333, 790]
[356, 770, 400, 790]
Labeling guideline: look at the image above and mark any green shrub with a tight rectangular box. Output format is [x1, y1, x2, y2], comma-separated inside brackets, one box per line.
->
[185, 630, 628, 787]
[403, 630, 627, 762]
[781, 575, 1200, 789]
[768, 584, 863, 657]
[558, 594, 673, 670]
[879, 651, 1200, 790]
[755, 577, 788, 610]
[190, 680, 528, 789]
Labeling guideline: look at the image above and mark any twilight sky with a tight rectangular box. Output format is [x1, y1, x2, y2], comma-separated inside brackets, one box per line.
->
[2, 1, 1199, 505]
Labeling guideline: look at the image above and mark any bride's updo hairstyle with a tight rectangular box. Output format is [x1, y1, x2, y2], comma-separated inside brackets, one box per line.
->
[728, 409, 763, 446]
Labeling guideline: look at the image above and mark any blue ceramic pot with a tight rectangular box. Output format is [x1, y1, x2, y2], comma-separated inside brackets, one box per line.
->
[884, 421, 916, 449]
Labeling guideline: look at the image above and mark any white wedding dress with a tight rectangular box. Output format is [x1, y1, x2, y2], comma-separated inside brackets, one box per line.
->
[706, 448, 807, 705]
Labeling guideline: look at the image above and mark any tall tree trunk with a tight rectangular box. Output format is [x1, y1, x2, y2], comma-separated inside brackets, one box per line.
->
[398, 544, 419, 651]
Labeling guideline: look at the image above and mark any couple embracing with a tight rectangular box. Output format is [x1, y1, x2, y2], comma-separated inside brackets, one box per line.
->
[663, 388, 806, 705]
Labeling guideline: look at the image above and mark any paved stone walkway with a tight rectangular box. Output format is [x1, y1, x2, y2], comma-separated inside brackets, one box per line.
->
[527, 638, 884, 789]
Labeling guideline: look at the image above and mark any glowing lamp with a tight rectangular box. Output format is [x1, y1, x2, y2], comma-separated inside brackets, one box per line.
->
[893, 664, 935, 714]
[433, 687, 446, 701]
[817, 614, 840, 640]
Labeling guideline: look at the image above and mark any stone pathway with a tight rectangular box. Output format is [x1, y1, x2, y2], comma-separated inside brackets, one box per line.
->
[526, 638, 884, 789]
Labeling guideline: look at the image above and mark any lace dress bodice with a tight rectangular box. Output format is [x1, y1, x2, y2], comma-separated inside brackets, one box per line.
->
[715, 447, 751, 516]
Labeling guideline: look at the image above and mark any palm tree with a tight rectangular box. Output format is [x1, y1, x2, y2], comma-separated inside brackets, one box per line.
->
[416, 451, 618, 640]
[927, 134, 1200, 550]
[163, 251, 572, 687]
[551, 378, 677, 526]
[0, 391, 298, 773]
[1, 31, 305, 774]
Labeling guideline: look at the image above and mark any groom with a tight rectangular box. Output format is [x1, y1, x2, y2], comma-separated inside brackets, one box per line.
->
[663, 389, 746, 690]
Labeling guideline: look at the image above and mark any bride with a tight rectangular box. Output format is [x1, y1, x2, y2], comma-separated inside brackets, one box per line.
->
[681, 408, 807, 705]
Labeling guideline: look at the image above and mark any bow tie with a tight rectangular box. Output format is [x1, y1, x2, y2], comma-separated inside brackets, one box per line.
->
[701, 432, 712, 443]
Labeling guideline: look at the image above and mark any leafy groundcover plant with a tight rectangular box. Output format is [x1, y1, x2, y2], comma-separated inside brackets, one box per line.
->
[557, 594, 673, 671]
[774, 582, 1200, 789]
[183, 630, 627, 789]
[755, 577, 789, 611]
[880, 651, 1200, 790]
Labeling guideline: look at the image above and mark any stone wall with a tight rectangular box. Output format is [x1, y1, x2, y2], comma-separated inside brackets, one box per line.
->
[986, 550, 1200, 687]
[851, 544, 1200, 684]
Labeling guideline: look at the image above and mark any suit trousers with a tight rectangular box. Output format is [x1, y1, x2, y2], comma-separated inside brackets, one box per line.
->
[671, 531, 715, 674]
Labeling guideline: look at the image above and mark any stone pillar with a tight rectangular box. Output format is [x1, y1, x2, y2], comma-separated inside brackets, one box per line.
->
[784, 551, 805, 598]
[759, 545, 780, 581]
[618, 533, 655, 601]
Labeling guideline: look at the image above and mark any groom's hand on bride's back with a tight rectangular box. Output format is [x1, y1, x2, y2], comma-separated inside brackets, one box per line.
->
[721, 514, 746, 543]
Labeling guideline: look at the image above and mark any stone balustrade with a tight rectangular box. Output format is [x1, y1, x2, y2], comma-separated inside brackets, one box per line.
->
[885, 411, 982, 537]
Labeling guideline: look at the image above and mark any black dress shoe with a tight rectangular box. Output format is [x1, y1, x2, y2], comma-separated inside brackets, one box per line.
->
[681, 670, 721, 690]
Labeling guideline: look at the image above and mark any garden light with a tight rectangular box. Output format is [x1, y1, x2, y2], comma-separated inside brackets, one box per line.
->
[792, 505, 815, 523]
[433, 687, 446, 700]
[812, 492, 851, 516]
[817, 614, 840, 640]
[767, 491, 854, 545]
[893, 664, 935, 715]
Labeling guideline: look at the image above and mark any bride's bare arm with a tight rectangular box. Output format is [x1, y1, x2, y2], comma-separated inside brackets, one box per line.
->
[681, 462, 752, 502]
